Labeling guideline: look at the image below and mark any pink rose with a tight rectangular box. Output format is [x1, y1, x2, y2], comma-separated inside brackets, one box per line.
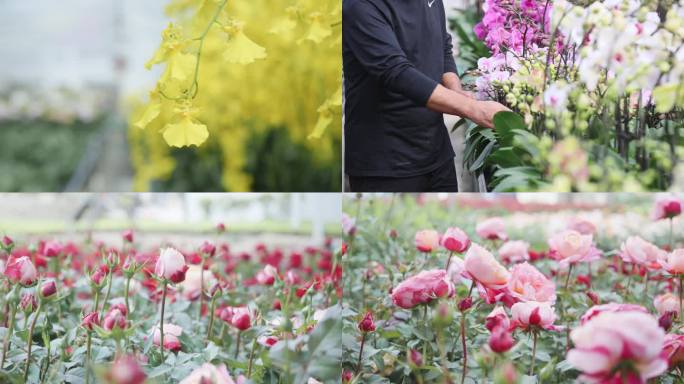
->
[548, 230, 600, 267]
[109, 355, 147, 384]
[446, 255, 466, 284]
[19, 293, 37, 313]
[81, 312, 100, 331]
[220, 307, 253, 331]
[498, 241, 530, 264]
[391, 270, 455, 309]
[620, 236, 667, 270]
[567, 217, 597, 235]
[666, 249, 684, 274]
[476, 218, 508, 241]
[180, 265, 216, 301]
[256, 265, 278, 286]
[40, 280, 57, 298]
[489, 326, 515, 353]
[415, 230, 440, 253]
[580, 303, 649, 325]
[441, 227, 470, 253]
[4, 256, 37, 287]
[652, 195, 683, 221]
[257, 335, 279, 348]
[179, 363, 243, 384]
[507, 262, 556, 303]
[510, 301, 558, 330]
[568, 311, 667, 383]
[654, 293, 681, 316]
[152, 323, 183, 351]
[464, 243, 510, 288]
[662, 334, 684, 368]
[103, 307, 127, 331]
[43, 240, 63, 258]
[486, 306, 510, 331]
[155, 248, 189, 283]
[122, 229, 134, 244]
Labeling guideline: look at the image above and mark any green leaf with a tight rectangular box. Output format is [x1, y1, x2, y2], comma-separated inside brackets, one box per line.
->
[469, 140, 496, 172]
[493, 111, 526, 147]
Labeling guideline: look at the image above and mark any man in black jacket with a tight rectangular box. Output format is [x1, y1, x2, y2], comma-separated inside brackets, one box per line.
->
[343, 0, 508, 192]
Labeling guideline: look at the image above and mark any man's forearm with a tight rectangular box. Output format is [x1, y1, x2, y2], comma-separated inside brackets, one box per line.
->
[426, 84, 509, 128]
[442, 72, 463, 91]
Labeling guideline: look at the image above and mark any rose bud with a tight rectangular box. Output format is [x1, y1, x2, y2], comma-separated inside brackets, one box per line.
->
[358, 311, 376, 333]
[458, 296, 473, 312]
[476, 217, 508, 241]
[489, 327, 515, 353]
[43, 240, 63, 258]
[209, 282, 222, 298]
[659, 311, 676, 331]
[586, 291, 600, 305]
[441, 227, 471, 253]
[155, 247, 189, 283]
[255, 265, 278, 286]
[231, 310, 252, 331]
[81, 312, 100, 331]
[103, 307, 127, 331]
[19, 293, 37, 313]
[2, 235, 13, 248]
[216, 223, 226, 233]
[40, 280, 57, 298]
[486, 306, 510, 332]
[108, 355, 147, 384]
[91, 266, 108, 287]
[257, 335, 279, 348]
[408, 349, 423, 367]
[272, 299, 282, 310]
[122, 229, 134, 243]
[110, 303, 128, 317]
[152, 323, 182, 351]
[653, 196, 683, 220]
[342, 370, 353, 383]
[414, 229, 440, 253]
[389, 229, 398, 239]
[4, 256, 38, 287]
[200, 241, 216, 257]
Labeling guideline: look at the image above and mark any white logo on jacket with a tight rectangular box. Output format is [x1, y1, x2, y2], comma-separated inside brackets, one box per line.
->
[428, 0, 436, 7]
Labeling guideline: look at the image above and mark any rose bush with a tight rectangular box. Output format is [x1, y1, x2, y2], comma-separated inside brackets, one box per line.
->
[343, 193, 684, 383]
[0, 227, 341, 383]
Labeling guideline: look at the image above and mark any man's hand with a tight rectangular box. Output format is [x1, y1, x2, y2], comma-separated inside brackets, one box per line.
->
[470, 100, 510, 128]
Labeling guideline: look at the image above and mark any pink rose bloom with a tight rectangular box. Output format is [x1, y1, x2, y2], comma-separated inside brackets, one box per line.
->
[476, 218, 508, 241]
[510, 301, 558, 330]
[109, 355, 147, 384]
[464, 243, 510, 289]
[415, 230, 440, 253]
[567, 311, 667, 383]
[391, 270, 455, 309]
[567, 217, 597, 235]
[180, 265, 216, 301]
[446, 255, 466, 284]
[580, 303, 649, 325]
[654, 293, 681, 316]
[122, 229, 134, 244]
[257, 335, 279, 348]
[507, 262, 556, 304]
[103, 307, 127, 331]
[486, 306, 510, 331]
[620, 236, 667, 270]
[498, 241, 530, 264]
[152, 323, 183, 351]
[652, 195, 683, 221]
[179, 363, 244, 384]
[441, 227, 470, 253]
[155, 248, 189, 283]
[661, 334, 684, 368]
[4, 256, 37, 287]
[548, 230, 600, 267]
[665, 249, 684, 274]
[220, 307, 253, 331]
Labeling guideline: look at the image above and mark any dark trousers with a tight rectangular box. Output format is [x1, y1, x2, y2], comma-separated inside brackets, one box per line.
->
[348, 160, 458, 192]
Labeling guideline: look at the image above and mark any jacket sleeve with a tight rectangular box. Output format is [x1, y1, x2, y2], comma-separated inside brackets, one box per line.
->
[442, 7, 458, 75]
[343, 0, 439, 106]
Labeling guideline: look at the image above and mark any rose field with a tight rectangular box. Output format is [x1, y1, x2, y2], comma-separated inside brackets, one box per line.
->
[0, 194, 342, 383]
[342, 193, 684, 383]
[449, 0, 684, 191]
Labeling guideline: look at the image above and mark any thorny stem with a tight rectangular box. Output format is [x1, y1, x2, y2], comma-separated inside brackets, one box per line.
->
[160, 280, 168, 362]
[0, 304, 18, 369]
[85, 332, 92, 384]
[356, 332, 366, 375]
[124, 276, 132, 315]
[445, 251, 454, 271]
[207, 294, 218, 344]
[199, 258, 206, 321]
[24, 303, 43, 382]
[564, 264, 574, 292]
[530, 331, 538, 376]
[460, 313, 468, 384]
[247, 338, 257, 378]
[235, 331, 241, 359]
[102, 273, 114, 315]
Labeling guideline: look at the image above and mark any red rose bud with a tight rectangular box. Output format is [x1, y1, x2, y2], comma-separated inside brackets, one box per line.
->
[91, 266, 107, 287]
[19, 293, 37, 313]
[659, 311, 676, 331]
[408, 349, 423, 367]
[81, 312, 100, 331]
[458, 296, 473, 312]
[122, 229, 134, 243]
[232, 312, 251, 331]
[389, 229, 398, 239]
[216, 223, 226, 233]
[358, 311, 376, 333]
[586, 291, 600, 305]
[43, 240, 63, 258]
[341, 242, 347, 255]
[2, 235, 13, 247]
[200, 241, 216, 257]
[576, 274, 591, 287]
[272, 299, 282, 310]
[110, 303, 128, 317]
[40, 280, 57, 298]
[488, 327, 515, 353]
[103, 307, 127, 331]
[342, 370, 353, 383]
[665, 201, 682, 218]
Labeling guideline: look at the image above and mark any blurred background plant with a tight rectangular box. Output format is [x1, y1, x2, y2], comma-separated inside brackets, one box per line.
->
[0, 0, 341, 192]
